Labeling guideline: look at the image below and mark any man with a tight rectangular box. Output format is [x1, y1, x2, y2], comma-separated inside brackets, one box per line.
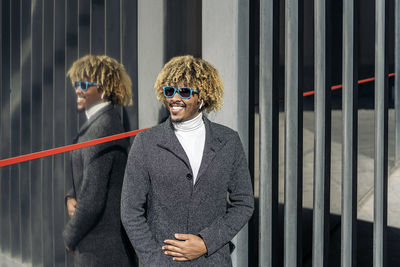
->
[121, 55, 254, 266]
[63, 55, 135, 266]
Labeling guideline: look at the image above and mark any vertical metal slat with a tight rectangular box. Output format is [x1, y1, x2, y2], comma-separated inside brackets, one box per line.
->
[1, 0, 11, 255]
[105, 0, 123, 119]
[341, 0, 358, 266]
[77, 0, 90, 128]
[374, 0, 388, 266]
[10, 0, 22, 258]
[284, 0, 303, 266]
[30, 0, 44, 265]
[0, 0, 2, 253]
[78, 0, 90, 58]
[259, 0, 279, 266]
[20, 0, 32, 261]
[395, 0, 400, 163]
[121, 0, 138, 132]
[53, 0, 67, 265]
[105, 0, 121, 61]
[42, 0, 55, 265]
[91, 0, 105, 54]
[312, 0, 331, 266]
[65, 1, 79, 266]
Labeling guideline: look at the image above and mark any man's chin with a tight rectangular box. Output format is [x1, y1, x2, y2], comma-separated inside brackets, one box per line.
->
[171, 118, 183, 123]
[170, 114, 183, 123]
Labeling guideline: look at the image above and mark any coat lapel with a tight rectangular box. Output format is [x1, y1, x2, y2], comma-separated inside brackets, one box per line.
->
[73, 105, 113, 143]
[156, 118, 192, 171]
[195, 117, 226, 186]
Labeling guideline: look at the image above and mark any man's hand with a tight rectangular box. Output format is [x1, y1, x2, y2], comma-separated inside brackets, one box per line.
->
[66, 246, 74, 254]
[67, 197, 77, 218]
[162, 234, 207, 261]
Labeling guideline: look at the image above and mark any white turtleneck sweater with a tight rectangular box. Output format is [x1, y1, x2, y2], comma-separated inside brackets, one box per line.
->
[85, 101, 111, 120]
[173, 113, 206, 184]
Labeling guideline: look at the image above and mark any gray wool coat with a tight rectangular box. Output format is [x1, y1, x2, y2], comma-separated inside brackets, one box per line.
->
[63, 105, 135, 267]
[121, 116, 254, 267]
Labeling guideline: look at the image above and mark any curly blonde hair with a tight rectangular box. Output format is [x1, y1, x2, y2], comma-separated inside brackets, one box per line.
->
[67, 55, 132, 106]
[154, 55, 224, 112]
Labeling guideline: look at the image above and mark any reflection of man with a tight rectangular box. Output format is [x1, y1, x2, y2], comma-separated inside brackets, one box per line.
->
[63, 55, 135, 266]
[121, 55, 254, 266]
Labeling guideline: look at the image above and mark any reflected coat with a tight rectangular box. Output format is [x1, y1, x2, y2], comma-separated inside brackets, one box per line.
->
[63, 105, 134, 267]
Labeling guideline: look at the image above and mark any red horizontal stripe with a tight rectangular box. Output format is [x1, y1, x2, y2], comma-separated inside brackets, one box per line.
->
[303, 72, 395, 97]
[0, 128, 148, 167]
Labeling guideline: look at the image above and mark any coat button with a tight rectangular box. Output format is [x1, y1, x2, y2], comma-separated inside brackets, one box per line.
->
[186, 173, 193, 180]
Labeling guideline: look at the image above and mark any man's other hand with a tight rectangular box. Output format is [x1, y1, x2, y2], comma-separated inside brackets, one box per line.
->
[67, 197, 77, 218]
[66, 246, 75, 254]
[162, 234, 207, 261]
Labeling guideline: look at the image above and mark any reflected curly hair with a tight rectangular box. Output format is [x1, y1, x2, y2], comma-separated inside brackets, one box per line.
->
[154, 55, 224, 112]
[67, 55, 132, 106]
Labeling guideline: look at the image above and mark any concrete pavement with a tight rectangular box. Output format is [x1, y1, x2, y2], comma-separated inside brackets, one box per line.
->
[254, 110, 398, 224]
[0, 254, 27, 267]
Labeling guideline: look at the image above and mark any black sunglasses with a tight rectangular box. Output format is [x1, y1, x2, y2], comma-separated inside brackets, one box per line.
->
[162, 86, 199, 99]
[74, 81, 98, 92]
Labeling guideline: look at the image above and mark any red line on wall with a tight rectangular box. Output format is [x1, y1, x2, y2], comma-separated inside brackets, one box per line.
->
[0, 128, 148, 167]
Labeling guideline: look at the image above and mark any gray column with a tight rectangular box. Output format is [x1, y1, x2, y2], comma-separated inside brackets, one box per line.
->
[30, 0, 44, 264]
[42, 0, 54, 265]
[313, 0, 331, 266]
[374, 0, 388, 266]
[284, 0, 303, 266]
[20, 0, 32, 262]
[121, 0, 139, 131]
[65, 1, 78, 266]
[202, 1, 249, 266]
[341, 0, 358, 266]
[395, 0, 400, 163]
[137, 0, 164, 129]
[10, 0, 21, 258]
[259, 0, 279, 266]
[1, 0, 12, 253]
[54, 0, 67, 264]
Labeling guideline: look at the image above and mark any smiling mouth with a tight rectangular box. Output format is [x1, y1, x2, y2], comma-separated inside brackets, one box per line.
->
[169, 102, 185, 111]
[77, 93, 86, 100]
[77, 95, 86, 105]
[171, 106, 184, 111]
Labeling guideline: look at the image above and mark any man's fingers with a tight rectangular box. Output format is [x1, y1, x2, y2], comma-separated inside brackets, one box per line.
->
[172, 257, 189, 262]
[68, 206, 76, 218]
[66, 247, 74, 254]
[164, 250, 184, 257]
[162, 244, 183, 253]
[174, 233, 190, 240]
[163, 239, 184, 247]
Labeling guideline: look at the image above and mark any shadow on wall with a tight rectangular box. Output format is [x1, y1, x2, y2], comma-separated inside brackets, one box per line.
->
[250, 200, 400, 267]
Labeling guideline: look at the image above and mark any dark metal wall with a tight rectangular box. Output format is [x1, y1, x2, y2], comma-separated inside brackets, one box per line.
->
[165, 0, 202, 61]
[0, 0, 138, 266]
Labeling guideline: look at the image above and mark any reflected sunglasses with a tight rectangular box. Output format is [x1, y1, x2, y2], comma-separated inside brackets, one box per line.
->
[162, 86, 199, 100]
[74, 81, 98, 92]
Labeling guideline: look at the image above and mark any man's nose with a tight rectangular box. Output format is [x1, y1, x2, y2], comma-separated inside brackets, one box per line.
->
[171, 90, 182, 101]
[75, 86, 83, 94]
